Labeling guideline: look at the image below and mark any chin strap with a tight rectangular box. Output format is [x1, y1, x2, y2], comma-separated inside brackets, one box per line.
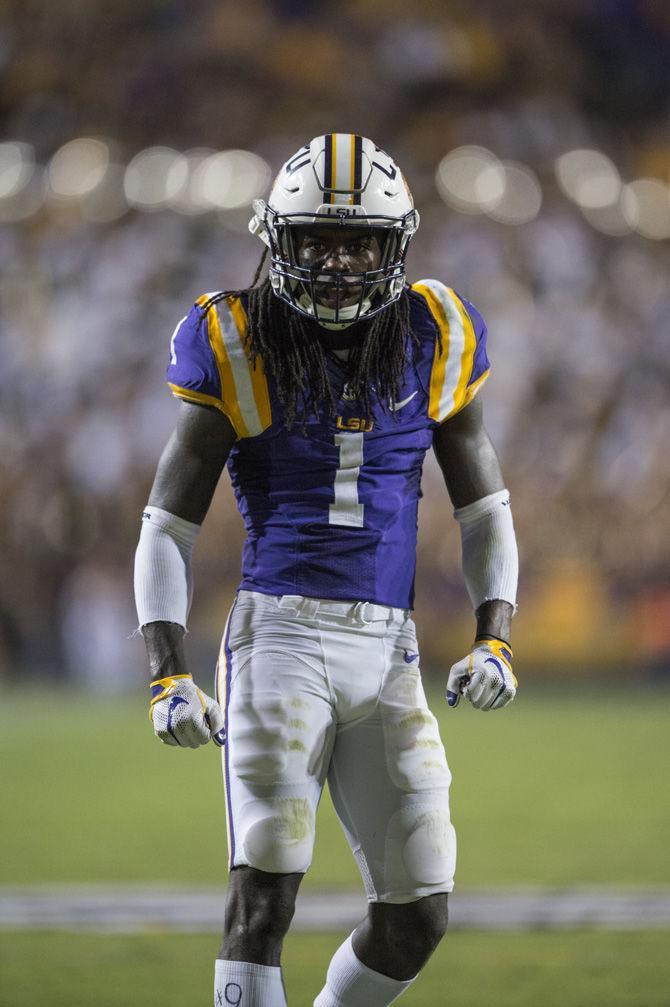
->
[296, 290, 371, 330]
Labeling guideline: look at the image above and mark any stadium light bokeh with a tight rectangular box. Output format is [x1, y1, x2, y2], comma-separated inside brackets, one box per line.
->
[435, 147, 542, 225]
[47, 138, 111, 201]
[435, 146, 505, 214]
[0, 141, 42, 222]
[168, 148, 217, 215]
[124, 146, 189, 211]
[79, 163, 128, 223]
[555, 149, 622, 210]
[622, 178, 670, 240]
[581, 196, 631, 237]
[0, 141, 35, 198]
[485, 162, 542, 225]
[192, 149, 271, 210]
[2, 137, 670, 243]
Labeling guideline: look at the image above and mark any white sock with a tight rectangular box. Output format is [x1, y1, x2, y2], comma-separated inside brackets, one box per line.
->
[214, 959, 287, 1006]
[313, 934, 416, 1006]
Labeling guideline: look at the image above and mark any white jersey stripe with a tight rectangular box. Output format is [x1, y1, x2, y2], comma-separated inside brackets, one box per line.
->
[213, 299, 264, 437]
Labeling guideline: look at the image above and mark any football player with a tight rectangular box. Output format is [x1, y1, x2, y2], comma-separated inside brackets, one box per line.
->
[135, 134, 518, 1007]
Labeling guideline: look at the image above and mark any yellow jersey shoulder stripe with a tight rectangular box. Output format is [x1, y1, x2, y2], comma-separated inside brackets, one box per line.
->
[412, 279, 485, 421]
[195, 293, 272, 439]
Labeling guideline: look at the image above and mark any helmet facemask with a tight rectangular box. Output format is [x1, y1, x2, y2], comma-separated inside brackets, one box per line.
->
[249, 134, 420, 330]
[255, 208, 418, 329]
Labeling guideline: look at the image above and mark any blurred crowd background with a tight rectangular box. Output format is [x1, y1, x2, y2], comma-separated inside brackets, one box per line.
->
[1, 0, 669, 689]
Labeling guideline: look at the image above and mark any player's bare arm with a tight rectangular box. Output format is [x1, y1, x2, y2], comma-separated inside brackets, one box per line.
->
[148, 399, 237, 523]
[135, 401, 236, 747]
[433, 396, 519, 710]
[432, 395, 503, 507]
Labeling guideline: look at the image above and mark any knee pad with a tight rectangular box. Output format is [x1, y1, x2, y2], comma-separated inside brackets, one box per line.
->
[402, 808, 456, 886]
[384, 803, 457, 895]
[242, 797, 315, 874]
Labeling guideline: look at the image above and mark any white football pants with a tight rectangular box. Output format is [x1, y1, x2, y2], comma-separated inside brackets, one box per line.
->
[216, 590, 456, 902]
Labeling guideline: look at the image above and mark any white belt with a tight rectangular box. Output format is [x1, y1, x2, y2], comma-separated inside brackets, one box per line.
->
[275, 594, 408, 625]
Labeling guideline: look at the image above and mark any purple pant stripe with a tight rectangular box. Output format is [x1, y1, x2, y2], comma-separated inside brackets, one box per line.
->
[222, 597, 238, 866]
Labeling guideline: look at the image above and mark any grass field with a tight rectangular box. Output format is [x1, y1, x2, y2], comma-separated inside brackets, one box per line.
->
[2, 683, 669, 1006]
[1, 930, 669, 1007]
[2, 683, 668, 887]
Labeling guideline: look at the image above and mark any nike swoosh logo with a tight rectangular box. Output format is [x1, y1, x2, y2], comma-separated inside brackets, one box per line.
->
[403, 650, 420, 663]
[389, 391, 418, 412]
[167, 695, 188, 744]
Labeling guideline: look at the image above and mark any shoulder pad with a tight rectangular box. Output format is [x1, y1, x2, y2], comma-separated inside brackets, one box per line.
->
[167, 292, 272, 438]
[411, 280, 490, 422]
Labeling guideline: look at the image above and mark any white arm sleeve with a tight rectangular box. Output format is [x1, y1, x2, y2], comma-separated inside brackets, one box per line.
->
[454, 489, 518, 612]
[133, 505, 201, 631]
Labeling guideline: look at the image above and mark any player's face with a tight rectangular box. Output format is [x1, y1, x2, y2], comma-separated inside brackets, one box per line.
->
[295, 227, 384, 309]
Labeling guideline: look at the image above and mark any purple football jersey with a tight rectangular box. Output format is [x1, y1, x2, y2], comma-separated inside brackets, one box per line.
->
[167, 282, 490, 608]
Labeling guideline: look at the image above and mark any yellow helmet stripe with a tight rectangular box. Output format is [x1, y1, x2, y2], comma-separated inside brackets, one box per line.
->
[325, 133, 363, 206]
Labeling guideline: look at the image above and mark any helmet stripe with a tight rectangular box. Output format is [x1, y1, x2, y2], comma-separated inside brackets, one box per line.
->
[353, 134, 363, 204]
[324, 133, 334, 203]
[330, 133, 337, 203]
[324, 133, 364, 206]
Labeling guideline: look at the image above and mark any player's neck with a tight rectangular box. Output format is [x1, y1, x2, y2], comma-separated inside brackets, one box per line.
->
[313, 320, 369, 352]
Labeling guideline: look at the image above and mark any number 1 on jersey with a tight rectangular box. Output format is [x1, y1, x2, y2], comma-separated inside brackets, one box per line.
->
[329, 432, 364, 528]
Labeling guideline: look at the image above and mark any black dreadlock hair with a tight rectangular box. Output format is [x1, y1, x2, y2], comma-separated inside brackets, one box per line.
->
[241, 248, 421, 429]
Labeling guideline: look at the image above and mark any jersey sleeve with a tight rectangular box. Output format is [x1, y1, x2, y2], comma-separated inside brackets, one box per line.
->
[167, 299, 225, 413]
[411, 279, 490, 423]
[166, 293, 272, 439]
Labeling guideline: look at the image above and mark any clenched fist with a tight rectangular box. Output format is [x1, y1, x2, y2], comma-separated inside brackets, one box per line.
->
[446, 638, 517, 711]
[149, 674, 226, 747]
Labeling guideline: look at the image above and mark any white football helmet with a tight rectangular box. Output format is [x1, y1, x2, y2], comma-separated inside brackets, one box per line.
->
[249, 134, 420, 329]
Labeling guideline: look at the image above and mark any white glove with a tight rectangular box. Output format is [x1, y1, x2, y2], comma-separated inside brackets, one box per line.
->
[446, 638, 517, 711]
[149, 674, 226, 748]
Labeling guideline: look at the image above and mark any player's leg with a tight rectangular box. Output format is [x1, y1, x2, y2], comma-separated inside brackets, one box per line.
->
[214, 866, 302, 1006]
[215, 592, 336, 1006]
[351, 892, 449, 977]
[315, 615, 455, 1005]
[314, 895, 448, 1007]
[219, 865, 303, 963]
